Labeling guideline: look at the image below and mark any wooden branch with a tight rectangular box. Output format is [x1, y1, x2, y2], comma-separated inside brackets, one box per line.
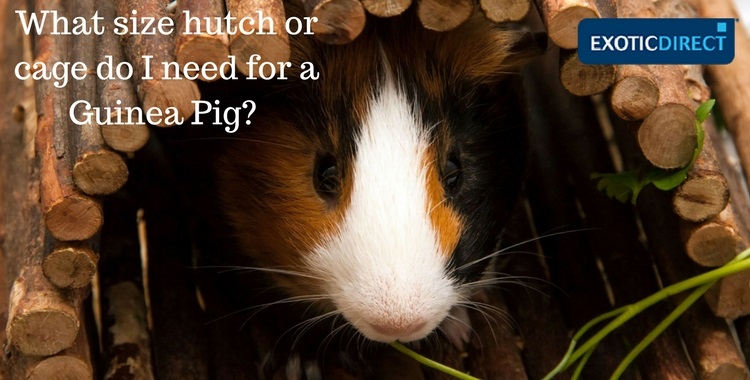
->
[96, 0, 150, 153]
[479, 0, 530, 23]
[0, 2, 33, 376]
[533, 0, 599, 49]
[637, 65, 697, 169]
[610, 65, 659, 121]
[116, 0, 201, 127]
[361, 0, 412, 17]
[680, 298, 750, 379]
[34, 0, 102, 241]
[7, 265, 82, 356]
[42, 241, 98, 289]
[68, 0, 129, 196]
[635, 188, 747, 379]
[609, 0, 658, 121]
[681, 205, 744, 267]
[673, 136, 729, 222]
[417, 0, 473, 32]
[226, 0, 290, 77]
[100, 195, 155, 380]
[16, 316, 94, 380]
[37, 100, 103, 241]
[559, 49, 615, 96]
[175, 0, 230, 82]
[690, 0, 750, 184]
[303, 0, 367, 42]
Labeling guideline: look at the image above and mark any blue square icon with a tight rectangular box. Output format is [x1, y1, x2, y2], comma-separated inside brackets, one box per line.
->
[717, 22, 727, 32]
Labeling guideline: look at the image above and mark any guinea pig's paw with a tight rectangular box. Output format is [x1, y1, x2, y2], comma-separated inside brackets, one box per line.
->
[440, 306, 472, 351]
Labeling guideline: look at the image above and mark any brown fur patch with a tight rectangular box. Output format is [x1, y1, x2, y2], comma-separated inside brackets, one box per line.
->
[423, 147, 462, 257]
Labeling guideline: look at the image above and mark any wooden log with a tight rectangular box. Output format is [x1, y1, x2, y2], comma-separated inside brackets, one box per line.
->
[7, 265, 82, 356]
[652, 1, 711, 106]
[116, 0, 201, 127]
[609, 0, 658, 121]
[175, 0, 230, 82]
[610, 65, 659, 121]
[42, 241, 98, 288]
[635, 188, 747, 380]
[17, 316, 94, 380]
[679, 299, 750, 380]
[533, 0, 599, 49]
[417, 0, 473, 32]
[68, 0, 129, 196]
[637, 64, 697, 169]
[303, 0, 367, 42]
[559, 49, 616, 96]
[96, 0, 150, 153]
[361, 0, 412, 17]
[681, 206, 744, 267]
[0, 2, 33, 376]
[34, 0, 102, 241]
[689, 0, 750, 184]
[673, 137, 730, 223]
[479, 0, 530, 23]
[99, 194, 155, 380]
[226, 0, 290, 77]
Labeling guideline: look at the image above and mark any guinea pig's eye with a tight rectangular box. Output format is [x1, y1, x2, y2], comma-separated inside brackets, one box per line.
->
[443, 156, 462, 193]
[314, 155, 340, 202]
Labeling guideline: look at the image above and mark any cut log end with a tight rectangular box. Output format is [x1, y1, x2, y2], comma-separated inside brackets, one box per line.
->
[73, 150, 129, 195]
[559, 53, 615, 96]
[638, 103, 697, 169]
[43, 246, 98, 288]
[231, 35, 291, 77]
[417, 0, 473, 32]
[479, 0, 530, 22]
[101, 114, 150, 153]
[10, 309, 79, 356]
[548, 7, 598, 49]
[44, 196, 103, 241]
[685, 223, 741, 267]
[674, 176, 730, 222]
[27, 355, 93, 380]
[361, 0, 412, 17]
[176, 34, 230, 82]
[140, 79, 201, 127]
[311, 0, 367, 43]
[611, 76, 659, 121]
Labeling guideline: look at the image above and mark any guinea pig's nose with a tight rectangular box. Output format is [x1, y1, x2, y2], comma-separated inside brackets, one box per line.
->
[369, 320, 428, 338]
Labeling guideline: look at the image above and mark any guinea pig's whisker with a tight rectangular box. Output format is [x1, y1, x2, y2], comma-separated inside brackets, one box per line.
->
[192, 265, 323, 281]
[211, 294, 328, 329]
[454, 227, 596, 272]
[179, 136, 300, 150]
[287, 309, 342, 350]
[460, 274, 549, 295]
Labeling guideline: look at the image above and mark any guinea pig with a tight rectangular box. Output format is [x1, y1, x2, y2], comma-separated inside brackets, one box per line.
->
[178, 1, 545, 365]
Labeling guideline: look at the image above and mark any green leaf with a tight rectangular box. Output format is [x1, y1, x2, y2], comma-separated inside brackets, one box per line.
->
[592, 99, 715, 204]
[695, 99, 715, 123]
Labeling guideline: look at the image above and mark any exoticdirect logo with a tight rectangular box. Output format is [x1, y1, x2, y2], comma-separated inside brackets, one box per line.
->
[578, 18, 736, 64]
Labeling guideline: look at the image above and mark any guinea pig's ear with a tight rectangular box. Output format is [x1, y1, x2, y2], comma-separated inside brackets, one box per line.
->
[501, 30, 548, 68]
